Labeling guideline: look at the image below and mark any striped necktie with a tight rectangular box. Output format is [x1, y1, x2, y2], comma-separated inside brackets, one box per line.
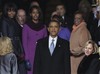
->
[50, 39, 55, 55]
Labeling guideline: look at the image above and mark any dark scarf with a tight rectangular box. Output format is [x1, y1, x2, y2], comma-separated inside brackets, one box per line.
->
[26, 20, 44, 31]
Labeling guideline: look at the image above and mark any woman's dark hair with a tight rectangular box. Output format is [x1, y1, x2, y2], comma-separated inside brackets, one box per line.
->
[74, 11, 83, 16]
[29, 5, 43, 22]
[3, 3, 17, 18]
[74, 10, 84, 19]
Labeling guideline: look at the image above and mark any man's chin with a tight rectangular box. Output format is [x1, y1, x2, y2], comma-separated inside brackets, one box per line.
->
[50, 34, 57, 37]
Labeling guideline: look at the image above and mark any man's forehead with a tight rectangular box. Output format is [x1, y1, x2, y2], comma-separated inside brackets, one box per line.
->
[18, 10, 25, 14]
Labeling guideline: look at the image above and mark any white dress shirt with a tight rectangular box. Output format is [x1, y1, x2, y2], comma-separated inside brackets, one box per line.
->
[49, 36, 57, 50]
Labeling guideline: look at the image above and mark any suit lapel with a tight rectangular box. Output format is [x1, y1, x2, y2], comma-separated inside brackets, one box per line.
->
[46, 37, 61, 56]
[45, 37, 52, 56]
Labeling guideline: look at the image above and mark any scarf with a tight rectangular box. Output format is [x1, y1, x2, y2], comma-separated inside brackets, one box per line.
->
[27, 20, 44, 31]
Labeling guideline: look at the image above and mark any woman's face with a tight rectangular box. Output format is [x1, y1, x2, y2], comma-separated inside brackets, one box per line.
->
[74, 14, 83, 26]
[30, 8, 39, 21]
[84, 43, 94, 56]
[7, 10, 16, 18]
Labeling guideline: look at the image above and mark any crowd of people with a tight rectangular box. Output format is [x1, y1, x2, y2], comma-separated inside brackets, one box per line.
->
[0, 1, 100, 74]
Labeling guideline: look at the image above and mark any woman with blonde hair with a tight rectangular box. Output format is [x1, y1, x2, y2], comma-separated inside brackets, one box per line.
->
[77, 40, 100, 74]
[0, 36, 19, 74]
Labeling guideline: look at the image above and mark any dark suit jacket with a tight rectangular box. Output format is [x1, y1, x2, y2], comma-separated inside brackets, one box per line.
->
[77, 54, 100, 74]
[33, 37, 71, 74]
[62, 15, 73, 31]
[91, 19, 100, 46]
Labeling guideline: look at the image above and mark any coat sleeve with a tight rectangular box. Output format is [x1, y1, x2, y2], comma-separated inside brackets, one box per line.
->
[10, 54, 19, 74]
[33, 41, 41, 74]
[22, 25, 28, 59]
[1, 20, 8, 36]
[64, 41, 71, 74]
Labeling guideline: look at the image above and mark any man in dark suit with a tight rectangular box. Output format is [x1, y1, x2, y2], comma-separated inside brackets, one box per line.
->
[33, 20, 70, 74]
[56, 4, 73, 31]
[91, 7, 100, 47]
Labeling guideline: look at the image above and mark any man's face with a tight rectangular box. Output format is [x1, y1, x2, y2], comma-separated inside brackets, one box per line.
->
[48, 22, 60, 37]
[17, 10, 26, 24]
[56, 5, 66, 16]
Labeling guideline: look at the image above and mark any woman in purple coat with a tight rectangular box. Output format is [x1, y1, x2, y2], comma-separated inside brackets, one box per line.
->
[22, 6, 47, 74]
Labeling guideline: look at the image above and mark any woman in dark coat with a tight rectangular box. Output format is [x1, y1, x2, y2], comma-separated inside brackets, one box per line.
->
[1, 3, 25, 74]
[77, 40, 100, 74]
[1, 3, 24, 60]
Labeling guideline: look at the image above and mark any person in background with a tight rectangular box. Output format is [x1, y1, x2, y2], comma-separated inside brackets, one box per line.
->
[22, 6, 47, 74]
[16, 8, 27, 74]
[92, 5, 100, 47]
[1, 3, 25, 74]
[78, 0, 95, 37]
[56, 3, 73, 31]
[30, 1, 40, 7]
[0, 36, 19, 74]
[78, 40, 100, 74]
[29, 1, 45, 23]
[1, 2, 22, 59]
[70, 11, 91, 74]
[91, 4, 97, 19]
[33, 20, 70, 74]
[16, 9, 26, 27]
[51, 11, 58, 18]
[51, 14, 70, 41]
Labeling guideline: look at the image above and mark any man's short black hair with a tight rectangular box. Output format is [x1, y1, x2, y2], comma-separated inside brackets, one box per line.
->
[47, 20, 60, 27]
[56, 3, 66, 9]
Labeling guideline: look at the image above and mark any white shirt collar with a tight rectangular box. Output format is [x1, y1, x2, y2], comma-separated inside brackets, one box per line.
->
[49, 36, 58, 49]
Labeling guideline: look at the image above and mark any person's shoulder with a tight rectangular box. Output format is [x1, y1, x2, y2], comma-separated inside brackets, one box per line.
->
[23, 23, 28, 27]
[58, 37, 69, 43]
[6, 53, 16, 58]
[64, 27, 70, 32]
[3, 53, 16, 61]
[1, 17, 8, 23]
[37, 37, 48, 43]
